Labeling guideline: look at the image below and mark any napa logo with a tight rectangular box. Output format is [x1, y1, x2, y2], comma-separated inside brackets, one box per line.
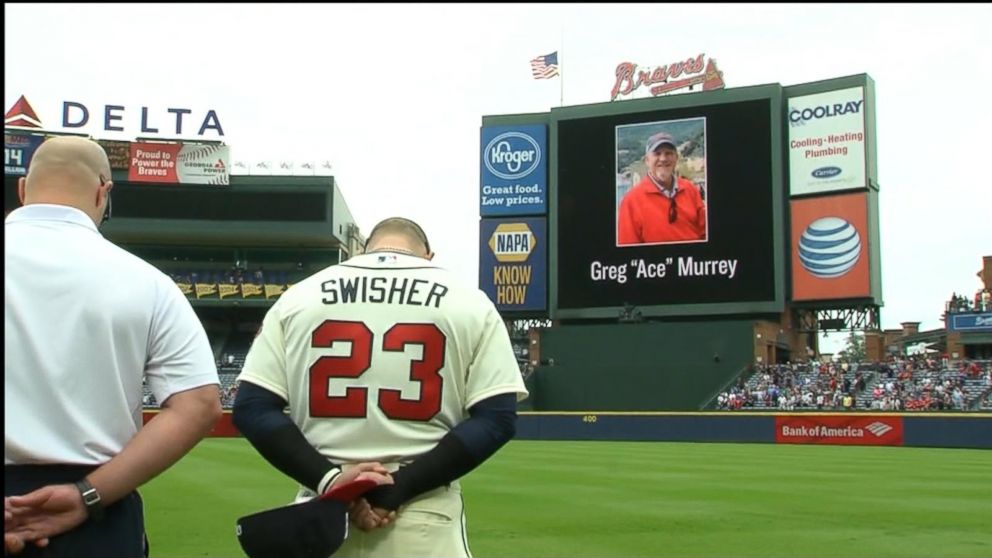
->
[798, 217, 861, 279]
[812, 166, 842, 179]
[488, 223, 536, 263]
[484, 132, 541, 180]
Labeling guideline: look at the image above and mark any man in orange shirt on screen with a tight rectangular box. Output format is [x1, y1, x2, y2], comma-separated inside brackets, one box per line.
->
[617, 132, 707, 246]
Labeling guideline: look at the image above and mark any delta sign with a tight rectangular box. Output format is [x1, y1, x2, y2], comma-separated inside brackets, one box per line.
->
[4, 95, 224, 138]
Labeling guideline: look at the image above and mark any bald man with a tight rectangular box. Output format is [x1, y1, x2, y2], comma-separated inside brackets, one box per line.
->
[4, 137, 222, 557]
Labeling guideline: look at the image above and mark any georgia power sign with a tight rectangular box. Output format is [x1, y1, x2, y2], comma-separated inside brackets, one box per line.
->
[479, 124, 547, 216]
[4, 95, 225, 138]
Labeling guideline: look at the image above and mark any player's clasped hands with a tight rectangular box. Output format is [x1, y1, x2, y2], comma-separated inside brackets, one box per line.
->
[331, 463, 398, 533]
[348, 498, 396, 532]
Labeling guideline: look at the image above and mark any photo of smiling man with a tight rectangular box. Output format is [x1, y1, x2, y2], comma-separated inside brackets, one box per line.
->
[616, 118, 708, 246]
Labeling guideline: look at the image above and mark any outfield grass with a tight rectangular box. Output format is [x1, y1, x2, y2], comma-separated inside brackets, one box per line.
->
[143, 439, 992, 558]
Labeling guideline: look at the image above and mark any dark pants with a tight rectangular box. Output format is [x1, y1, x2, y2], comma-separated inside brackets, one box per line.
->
[5, 465, 147, 558]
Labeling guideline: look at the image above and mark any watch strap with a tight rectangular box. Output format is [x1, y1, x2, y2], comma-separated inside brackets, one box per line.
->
[74, 478, 105, 523]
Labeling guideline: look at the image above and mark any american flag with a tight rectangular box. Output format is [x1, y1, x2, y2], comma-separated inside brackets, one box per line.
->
[530, 51, 559, 80]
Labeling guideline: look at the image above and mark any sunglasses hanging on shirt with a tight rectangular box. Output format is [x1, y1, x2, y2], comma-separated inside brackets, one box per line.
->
[99, 175, 112, 225]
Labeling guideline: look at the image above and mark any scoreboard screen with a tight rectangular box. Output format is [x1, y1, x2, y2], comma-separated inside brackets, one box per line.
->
[554, 88, 784, 316]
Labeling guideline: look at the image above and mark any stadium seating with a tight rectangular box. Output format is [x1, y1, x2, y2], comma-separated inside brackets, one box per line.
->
[718, 359, 991, 412]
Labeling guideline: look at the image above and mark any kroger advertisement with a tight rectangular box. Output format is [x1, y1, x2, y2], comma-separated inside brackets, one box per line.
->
[480, 124, 547, 216]
[479, 217, 547, 312]
[788, 86, 868, 196]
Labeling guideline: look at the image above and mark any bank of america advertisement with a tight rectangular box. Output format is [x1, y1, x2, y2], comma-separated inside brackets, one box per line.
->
[479, 217, 546, 312]
[788, 86, 868, 196]
[480, 124, 547, 216]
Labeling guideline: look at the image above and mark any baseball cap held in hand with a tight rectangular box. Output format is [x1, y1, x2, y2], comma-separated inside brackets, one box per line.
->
[236, 477, 378, 558]
[236, 498, 348, 558]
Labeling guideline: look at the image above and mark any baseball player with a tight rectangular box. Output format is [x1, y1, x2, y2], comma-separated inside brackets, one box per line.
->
[232, 216, 528, 557]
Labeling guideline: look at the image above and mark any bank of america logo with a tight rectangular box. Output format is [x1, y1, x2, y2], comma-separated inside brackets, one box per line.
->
[865, 422, 893, 437]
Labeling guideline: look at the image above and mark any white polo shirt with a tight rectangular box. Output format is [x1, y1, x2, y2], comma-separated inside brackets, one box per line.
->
[4, 204, 219, 465]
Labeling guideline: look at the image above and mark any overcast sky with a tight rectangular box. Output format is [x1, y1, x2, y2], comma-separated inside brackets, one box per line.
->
[5, 3, 990, 350]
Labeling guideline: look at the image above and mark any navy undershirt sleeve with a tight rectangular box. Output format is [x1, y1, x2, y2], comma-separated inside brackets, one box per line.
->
[450, 393, 518, 458]
[232, 381, 337, 492]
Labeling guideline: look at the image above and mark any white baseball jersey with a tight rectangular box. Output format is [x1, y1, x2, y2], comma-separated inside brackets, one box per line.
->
[238, 252, 528, 464]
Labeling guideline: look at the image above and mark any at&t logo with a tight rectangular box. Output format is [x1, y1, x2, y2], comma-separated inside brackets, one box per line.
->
[484, 132, 541, 180]
[798, 217, 862, 279]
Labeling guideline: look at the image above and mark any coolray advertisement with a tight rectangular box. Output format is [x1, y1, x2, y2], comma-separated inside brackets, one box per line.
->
[556, 96, 779, 312]
[480, 124, 547, 216]
[788, 86, 868, 196]
[790, 192, 870, 301]
[479, 217, 546, 312]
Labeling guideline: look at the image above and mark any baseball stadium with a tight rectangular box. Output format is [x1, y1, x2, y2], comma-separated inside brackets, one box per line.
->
[5, 72, 991, 558]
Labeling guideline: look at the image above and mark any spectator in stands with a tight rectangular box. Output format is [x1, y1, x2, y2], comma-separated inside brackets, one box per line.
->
[4, 137, 221, 557]
[842, 393, 854, 411]
[951, 388, 964, 410]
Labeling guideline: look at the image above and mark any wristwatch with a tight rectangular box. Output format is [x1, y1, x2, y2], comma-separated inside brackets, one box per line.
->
[74, 479, 105, 523]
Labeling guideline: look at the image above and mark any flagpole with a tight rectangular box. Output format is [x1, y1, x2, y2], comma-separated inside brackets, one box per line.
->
[559, 29, 564, 107]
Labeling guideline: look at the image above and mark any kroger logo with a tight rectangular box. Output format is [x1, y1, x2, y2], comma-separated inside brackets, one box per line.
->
[812, 166, 842, 179]
[484, 132, 541, 180]
[798, 217, 862, 279]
